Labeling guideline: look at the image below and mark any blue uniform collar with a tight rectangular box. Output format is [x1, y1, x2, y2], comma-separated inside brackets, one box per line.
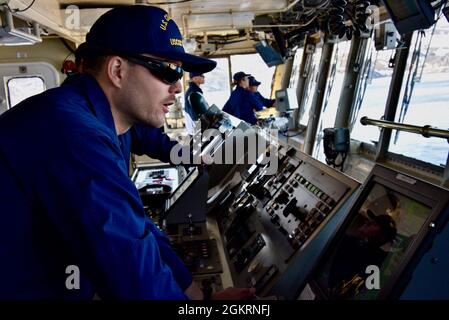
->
[63, 74, 119, 141]
[189, 81, 203, 93]
[235, 86, 245, 92]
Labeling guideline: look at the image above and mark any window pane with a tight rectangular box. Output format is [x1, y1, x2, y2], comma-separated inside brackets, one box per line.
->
[350, 44, 395, 144]
[288, 48, 303, 90]
[230, 53, 276, 100]
[201, 58, 230, 109]
[7, 77, 45, 108]
[389, 20, 449, 166]
[299, 46, 323, 126]
[314, 41, 352, 160]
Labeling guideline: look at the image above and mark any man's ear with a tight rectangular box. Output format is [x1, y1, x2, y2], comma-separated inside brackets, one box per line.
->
[105, 56, 127, 88]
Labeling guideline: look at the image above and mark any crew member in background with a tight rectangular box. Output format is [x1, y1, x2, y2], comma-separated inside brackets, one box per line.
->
[184, 72, 209, 136]
[247, 76, 275, 108]
[223, 71, 264, 125]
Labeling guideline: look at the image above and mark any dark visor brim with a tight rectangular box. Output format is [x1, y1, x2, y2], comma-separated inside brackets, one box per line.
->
[160, 50, 217, 73]
[76, 43, 217, 74]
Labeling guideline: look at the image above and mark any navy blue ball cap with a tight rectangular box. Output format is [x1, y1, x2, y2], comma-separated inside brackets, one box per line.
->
[189, 72, 204, 78]
[83, 5, 216, 73]
[233, 71, 251, 82]
[248, 76, 261, 86]
[74, 42, 88, 63]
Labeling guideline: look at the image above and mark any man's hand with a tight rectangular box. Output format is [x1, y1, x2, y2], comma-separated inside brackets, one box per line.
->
[185, 281, 204, 300]
[211, 287, 256, 300]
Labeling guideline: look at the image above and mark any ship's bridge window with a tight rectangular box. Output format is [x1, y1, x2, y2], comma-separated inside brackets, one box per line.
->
[388, 18, 449, 167]
[6, 76, 46, 108]
[314, 41, 352, 161]
[0, 61, 59, 114]
[299, 46, 323, 126]
[230, 53, 276, 102]
[200, 57, 230, 109]
[288, 49, 303, 91]
[350, 43, 396, 145]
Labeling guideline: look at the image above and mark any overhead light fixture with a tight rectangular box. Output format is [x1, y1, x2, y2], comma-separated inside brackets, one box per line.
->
[0, 8, 42, 46]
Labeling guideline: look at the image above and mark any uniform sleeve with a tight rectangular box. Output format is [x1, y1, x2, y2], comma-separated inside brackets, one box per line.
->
[188, 91, 209, 121]
[257, 92, 275, 108]
[222, 100, 234, 116]
[144, 220, 193, 291]
[248, 91, 264, 111]
[129, 125, 194, 166]
[39, 130, 188, 299]
[129, 125, 178, 163]
[266, 98, 275, 108]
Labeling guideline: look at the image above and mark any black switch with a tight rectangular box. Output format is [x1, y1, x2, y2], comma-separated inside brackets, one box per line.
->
[278, 226, 288, 236]
[325, 197, 335, 207]
[270, 214, 280, 226]
[283, 198, 297, 218]
[275, 190, 289, 205]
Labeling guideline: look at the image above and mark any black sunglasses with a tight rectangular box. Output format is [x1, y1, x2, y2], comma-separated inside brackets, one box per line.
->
[122, 54, 184, 85]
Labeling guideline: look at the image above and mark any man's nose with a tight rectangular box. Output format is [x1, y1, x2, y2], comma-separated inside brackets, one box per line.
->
[170, 80, 182, 94]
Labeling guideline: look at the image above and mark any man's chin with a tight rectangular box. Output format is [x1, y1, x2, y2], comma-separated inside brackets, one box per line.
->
[137, 117, 165, 129]
[151, 120, 165, 129]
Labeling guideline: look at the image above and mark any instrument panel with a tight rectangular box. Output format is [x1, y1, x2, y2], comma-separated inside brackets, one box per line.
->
[214, 146, 359, 297]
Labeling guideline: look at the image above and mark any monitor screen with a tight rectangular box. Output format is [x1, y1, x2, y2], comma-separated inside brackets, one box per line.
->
[387, 1, 421, 20]
[254, 40, 284, 67]
[313, 182, 432, 299]
[382, 0, 435, 34]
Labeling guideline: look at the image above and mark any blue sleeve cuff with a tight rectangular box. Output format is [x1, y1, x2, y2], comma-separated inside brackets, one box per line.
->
[145, 221, 193, 291]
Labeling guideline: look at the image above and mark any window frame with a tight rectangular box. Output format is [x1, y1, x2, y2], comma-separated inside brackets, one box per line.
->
[0, 61, 60, 115]
[6, 75, 46, 109]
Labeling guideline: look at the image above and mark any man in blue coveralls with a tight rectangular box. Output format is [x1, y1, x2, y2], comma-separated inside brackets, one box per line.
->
[0, 5, 254, 300]
[71, 43, 180, 172]
[223, 71, 264, 125]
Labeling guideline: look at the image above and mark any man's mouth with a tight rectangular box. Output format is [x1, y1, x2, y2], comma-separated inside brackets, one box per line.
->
[162, 102, 173, 113]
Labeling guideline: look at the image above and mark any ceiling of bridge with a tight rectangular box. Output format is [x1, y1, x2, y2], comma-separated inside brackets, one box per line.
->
[6, 0, 297, 53]
[56, 0, 290, 36]
[4, 0, 389, 56]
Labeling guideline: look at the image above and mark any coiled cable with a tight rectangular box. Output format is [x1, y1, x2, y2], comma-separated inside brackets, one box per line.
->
[354, 0, 371, 35]
[328, 0, 348, 39]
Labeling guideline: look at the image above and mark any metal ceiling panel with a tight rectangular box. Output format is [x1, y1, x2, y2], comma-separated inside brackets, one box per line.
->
[7, 0, 298, 43]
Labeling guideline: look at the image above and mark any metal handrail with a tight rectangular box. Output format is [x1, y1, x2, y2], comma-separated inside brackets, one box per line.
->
[360, 117, 449, 140]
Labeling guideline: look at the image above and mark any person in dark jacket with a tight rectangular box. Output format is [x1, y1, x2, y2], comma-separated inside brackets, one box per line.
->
[223, 71, 264, 125]
[184, 72, 209, 135]
[68, 43, 180, 170]
[247, 76, 275, 108]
